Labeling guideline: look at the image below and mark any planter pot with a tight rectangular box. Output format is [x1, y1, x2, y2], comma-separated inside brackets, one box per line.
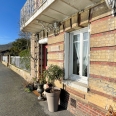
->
[28, 83, 34, 91]
[43, 83, 49, 97]
[45, 87, 61, 112]
[37, 84, 44, 100]
[48, 83, 53, 88]
[33, 81, 38, 90]
[43, 83, 49, 90]
[43, 83, 53, 90]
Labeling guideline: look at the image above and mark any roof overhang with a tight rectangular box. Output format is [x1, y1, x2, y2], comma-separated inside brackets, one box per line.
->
[21, 0, 103, 33]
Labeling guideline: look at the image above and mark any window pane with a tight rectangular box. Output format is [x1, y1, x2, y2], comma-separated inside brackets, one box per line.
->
[82, 32, 89, 76]
[73, 34, 80, 42]
[83, 32, 88, 40]
[73, 35, 80, 75]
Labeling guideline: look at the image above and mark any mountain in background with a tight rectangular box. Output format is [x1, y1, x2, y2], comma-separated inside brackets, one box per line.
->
[0, 43, 12, 51]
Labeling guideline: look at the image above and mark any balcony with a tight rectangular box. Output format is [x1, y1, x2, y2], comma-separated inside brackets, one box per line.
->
[20, 0, 46, 27]
[20, 0, 102, 33]
[20, 0, 55, 31]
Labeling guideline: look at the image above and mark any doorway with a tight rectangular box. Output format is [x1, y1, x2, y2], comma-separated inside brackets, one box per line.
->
[42, 44, 47, 70]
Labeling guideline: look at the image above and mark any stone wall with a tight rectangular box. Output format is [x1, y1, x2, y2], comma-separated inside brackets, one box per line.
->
[30, 34, 39, 79]
[2, 61, 32, 83]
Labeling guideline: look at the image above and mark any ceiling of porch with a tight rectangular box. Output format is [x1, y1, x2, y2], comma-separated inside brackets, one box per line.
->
[21, 0, 103, 33]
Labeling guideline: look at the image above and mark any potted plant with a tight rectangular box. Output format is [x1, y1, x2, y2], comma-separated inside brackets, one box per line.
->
[43, 64, 64, 112]
[32, 77, 38, 90]
[37, 74, 46, 100]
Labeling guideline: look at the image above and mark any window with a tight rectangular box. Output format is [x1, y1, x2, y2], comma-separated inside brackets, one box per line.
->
[64, 27, 90, 84]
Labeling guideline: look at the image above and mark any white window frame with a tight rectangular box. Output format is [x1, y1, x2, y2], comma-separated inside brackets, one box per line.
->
[64, 27, 90, 85]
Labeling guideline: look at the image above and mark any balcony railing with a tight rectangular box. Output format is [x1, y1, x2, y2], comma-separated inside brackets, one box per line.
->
[20, 0, 47, 28]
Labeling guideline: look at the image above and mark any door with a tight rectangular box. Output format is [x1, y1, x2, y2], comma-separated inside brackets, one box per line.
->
[43, 44, 47, 69]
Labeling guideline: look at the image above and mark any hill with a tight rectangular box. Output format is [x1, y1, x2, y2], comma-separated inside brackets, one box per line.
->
[0, 43, 12, 51]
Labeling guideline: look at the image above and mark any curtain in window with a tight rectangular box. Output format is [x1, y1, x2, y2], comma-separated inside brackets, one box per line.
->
[73, 35, 80, 75]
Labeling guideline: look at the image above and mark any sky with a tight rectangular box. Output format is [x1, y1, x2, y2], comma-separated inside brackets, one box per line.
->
[0, 0, 26, 45]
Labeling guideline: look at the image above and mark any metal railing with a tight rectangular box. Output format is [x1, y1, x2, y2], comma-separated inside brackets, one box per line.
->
[2, 56, 8, 63]
[20, 0, 47, 28]
[11, 56, 21, 68]
[10, 56, 30, 72]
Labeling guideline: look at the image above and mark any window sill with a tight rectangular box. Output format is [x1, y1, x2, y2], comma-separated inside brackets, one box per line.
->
[63, 79, 89, 93]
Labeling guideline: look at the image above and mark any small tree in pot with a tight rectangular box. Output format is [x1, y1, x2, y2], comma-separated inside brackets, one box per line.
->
[43, 64, 64, 112]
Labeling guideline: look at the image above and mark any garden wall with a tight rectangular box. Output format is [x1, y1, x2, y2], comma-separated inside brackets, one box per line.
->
[8, 64, 32, 83]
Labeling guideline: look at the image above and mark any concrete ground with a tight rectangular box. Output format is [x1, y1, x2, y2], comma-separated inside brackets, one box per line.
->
[0, 63, 75, 116]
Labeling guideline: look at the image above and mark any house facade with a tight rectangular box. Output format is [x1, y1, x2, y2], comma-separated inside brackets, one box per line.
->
[20, 0, 116, 115]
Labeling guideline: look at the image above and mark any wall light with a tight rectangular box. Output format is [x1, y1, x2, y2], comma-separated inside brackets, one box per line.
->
[105, 0, 116, 16]
[52, 22, 61, 36]
[37, 20, 61, 36]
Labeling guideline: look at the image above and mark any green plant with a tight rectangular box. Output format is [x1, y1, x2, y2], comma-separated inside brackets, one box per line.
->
[38, 74, 46, 84]
[10, 38, 30, 56]
[32, 74, 46, 85]
[43, 64, 64, 84]
[32, 77, 37, 82]
[23, 82, 33, 92]
[19, 49, 30, 71]
[24, 88, 31, 93]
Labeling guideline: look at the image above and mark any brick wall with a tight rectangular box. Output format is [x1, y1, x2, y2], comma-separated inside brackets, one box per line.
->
[60, 86, 107, 116]
[30, 2, 116, 116]
[60, 3, 116, 116]
[89, 7, 116, 113]
[47, 32, 64, 67]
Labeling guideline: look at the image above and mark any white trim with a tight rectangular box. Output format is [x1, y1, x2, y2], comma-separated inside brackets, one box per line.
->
[70, 27, 89, 34]
[64, 33, 69, 79]
[39, 38, 48, 44]
[80, 33, 83, 76]
[63, 80, 88, 92]
[70, 27, 89, 83]
[69, 33, 73, 76]
[87, 25, 90, 85]
[64, 27, 90, 92]
[64, 27, 90, 86]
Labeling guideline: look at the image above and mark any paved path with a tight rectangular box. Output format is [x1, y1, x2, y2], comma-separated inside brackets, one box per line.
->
[0, 63, 74, 116]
